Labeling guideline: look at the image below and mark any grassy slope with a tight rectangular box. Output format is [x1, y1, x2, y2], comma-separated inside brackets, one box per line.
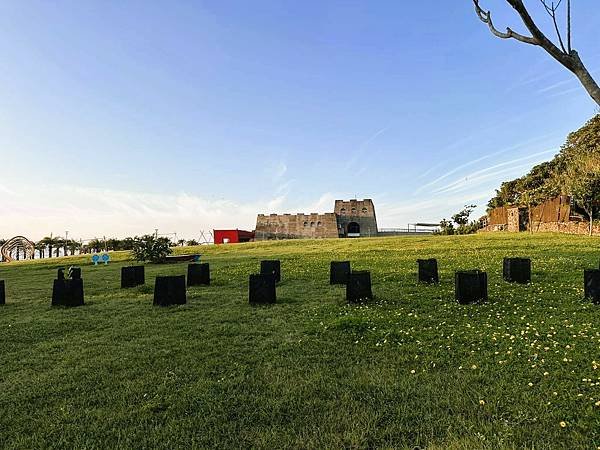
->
[1, 233, 600, 449]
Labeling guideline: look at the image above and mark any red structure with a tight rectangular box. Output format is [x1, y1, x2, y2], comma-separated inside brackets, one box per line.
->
[213, 229, 255, 245]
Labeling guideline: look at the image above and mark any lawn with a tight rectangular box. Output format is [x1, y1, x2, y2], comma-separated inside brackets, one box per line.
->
[1, 233, 600, 449]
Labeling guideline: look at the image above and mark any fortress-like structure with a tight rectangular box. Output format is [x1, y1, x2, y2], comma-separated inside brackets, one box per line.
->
[255, 199, 378, 240]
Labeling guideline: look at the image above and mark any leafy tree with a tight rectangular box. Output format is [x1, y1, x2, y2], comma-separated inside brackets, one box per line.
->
[121, 237, 136, 251]
[35, 241, 46, 259]
[438, 218, 455, 235]
[68, 240, 81, 256]
[106, 238, 122, 251]
[39, 236, 57, 258]
[54, 238, 64, 257]
[564, 154, 600, 235]
[452, 205, 477, 226]
[186, 239, 199, 246]
[473, 0, 600, 106]
[131, 235, 172, 263]
[88, 239, 104, 253]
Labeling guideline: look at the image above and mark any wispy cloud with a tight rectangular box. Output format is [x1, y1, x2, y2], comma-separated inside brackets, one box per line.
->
[344, 126, 390, 171]
[414, 134, 557, 195]
[432, 148, 557, 195]
[378, 190, 492, 227]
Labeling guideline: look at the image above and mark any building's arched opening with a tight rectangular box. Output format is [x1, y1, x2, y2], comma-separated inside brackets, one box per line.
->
[347, 222, 360, 237]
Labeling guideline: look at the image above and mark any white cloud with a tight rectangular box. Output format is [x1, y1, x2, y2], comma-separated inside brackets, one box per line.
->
[0, 183, 280, 241]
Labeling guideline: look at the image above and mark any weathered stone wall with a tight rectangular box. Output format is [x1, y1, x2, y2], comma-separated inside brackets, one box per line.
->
[334, 199, 378, 237]
[255, 213, 339, 240]
[507, 207, 521, 232]
[529, 221, 600, 236]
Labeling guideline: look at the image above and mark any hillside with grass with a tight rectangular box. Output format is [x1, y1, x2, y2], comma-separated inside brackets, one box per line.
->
[1, 234, 600, 449]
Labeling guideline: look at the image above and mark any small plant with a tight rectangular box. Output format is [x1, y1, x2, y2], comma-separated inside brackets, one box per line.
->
[437, 205, 482, 235]
[131, 235, 172, 263]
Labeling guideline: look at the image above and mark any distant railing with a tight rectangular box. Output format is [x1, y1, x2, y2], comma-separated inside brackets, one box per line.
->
[378, 225, 439, 234]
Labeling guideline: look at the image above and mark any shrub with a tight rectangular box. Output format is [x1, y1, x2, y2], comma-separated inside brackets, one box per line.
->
[131, 235, 172, 263]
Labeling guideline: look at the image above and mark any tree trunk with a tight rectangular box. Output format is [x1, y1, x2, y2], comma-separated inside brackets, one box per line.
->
[570, 52, 600, 106]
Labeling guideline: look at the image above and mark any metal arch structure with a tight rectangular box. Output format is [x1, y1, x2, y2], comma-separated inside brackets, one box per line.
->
[1, 236, 36, 262]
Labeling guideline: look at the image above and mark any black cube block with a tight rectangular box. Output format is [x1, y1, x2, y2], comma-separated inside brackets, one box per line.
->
[417, 259, 439, 283]
[57, 268, 65, 280]
[121, 266, 145, 288]
[187, 263, 210, 286]
[330, 261, 351, 285]
[503, 258, 531, 284]
[260, 260, 281, 283]
[455, 271, 488, 304]
[0, 280, 5, 305]
[68, 266, 82, 280]
[153, 276, 186, 306]
[584, 269, 600, 304]
[346, 271, 373, 303]
[249, 274, 276, 304]
[52, 279, 85, 307]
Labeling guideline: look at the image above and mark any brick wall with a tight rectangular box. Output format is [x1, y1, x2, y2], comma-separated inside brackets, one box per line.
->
[255, 213, 339, 240]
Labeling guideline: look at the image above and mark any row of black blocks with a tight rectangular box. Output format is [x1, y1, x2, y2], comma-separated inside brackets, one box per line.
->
[52, 267, 84, 307]
[329, 261, 374, 303]
[153, 264, 211, 306]
[122, 264, 211, 289]
[248, 260, 281, 304]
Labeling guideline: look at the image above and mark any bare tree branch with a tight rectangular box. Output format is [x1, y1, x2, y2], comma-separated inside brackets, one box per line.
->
[540, 0, 567, 53]
[472, 0, 600, 106]
[473, 0, 539, 45]
[566, 0, 572, 53]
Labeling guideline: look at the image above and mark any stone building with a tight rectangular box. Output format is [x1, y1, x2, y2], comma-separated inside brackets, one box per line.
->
[255, 199, 378, 240]
[481, 195, 600, 235]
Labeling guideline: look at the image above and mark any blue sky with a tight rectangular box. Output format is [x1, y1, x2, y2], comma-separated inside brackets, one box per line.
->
[1, 1, 598, 240]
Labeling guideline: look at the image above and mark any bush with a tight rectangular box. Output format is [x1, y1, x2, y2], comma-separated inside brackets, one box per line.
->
[436, 206, 483, 236]
[131, 235, 172, 263]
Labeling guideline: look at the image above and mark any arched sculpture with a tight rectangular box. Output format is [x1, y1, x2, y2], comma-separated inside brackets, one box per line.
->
[1, 236, 36, 262]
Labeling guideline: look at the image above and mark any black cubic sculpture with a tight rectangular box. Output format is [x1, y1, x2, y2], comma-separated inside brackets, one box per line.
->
[417, 259, 439, 283]
[347, 271, 373, 303]
[0, 280, 5, 305]
[121, 266, 145, 288]
[503, 258, 531, 284]
[57, 268, 65, 280]
[153, 276, 186, 306]
[187, 263, 210, 286]
[455, 270, 488, 304]
[584, 269, 600, 304]
[52, 278, 85, 307]
[68, 266, 82, 280]
[261, 260, 281, 283]
[249, 274, 277, 304]
[330, 261, 351, 285]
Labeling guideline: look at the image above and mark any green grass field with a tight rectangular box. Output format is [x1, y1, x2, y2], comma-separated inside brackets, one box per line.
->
[1, 233, 600, 449]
